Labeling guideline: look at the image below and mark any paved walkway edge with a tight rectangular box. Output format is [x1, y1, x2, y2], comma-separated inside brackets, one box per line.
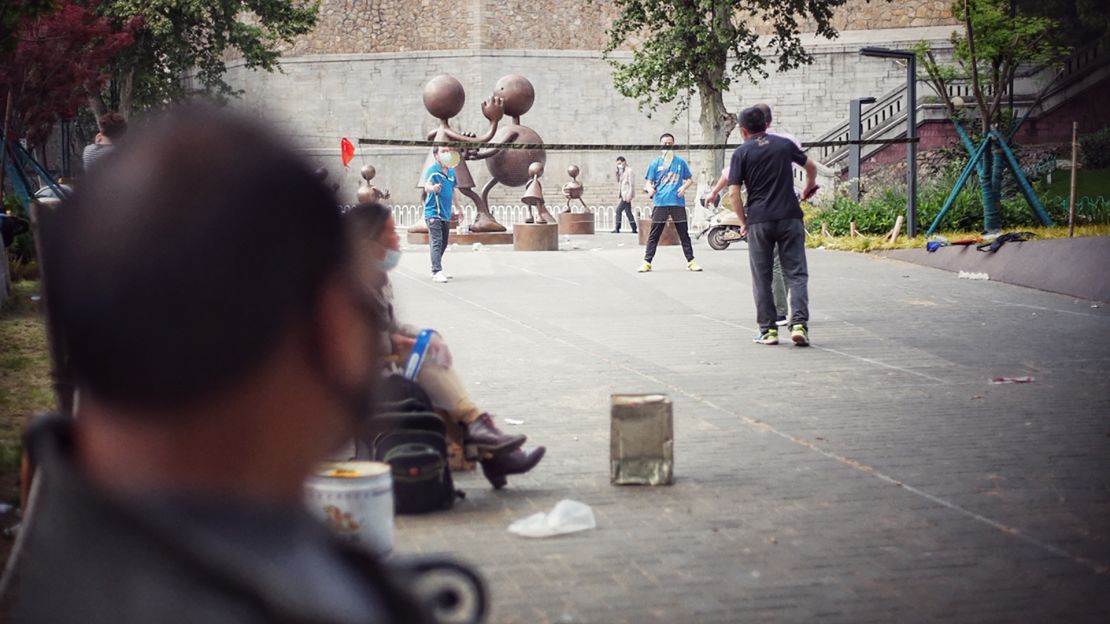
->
[878, 236, 1110, 302]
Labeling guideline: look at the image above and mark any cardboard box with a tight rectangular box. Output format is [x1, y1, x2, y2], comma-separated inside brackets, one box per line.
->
[610, 394, 674, 485]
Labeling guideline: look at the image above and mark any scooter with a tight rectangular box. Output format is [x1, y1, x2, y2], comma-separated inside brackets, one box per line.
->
[695, 199, 746, 250]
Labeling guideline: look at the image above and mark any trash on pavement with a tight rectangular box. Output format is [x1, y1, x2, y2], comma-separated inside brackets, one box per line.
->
[958, 271, 989, 280]
[990, 376, 1035, 384]
[508, 499, 596, 538]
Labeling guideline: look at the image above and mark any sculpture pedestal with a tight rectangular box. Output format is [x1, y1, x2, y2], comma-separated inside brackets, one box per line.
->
[558, 212, 595, 235]
[638, 219, 679, 246]
[406, 230, 514, 246]
[408, 215, 460, 234]
[513, 223, 559, 251]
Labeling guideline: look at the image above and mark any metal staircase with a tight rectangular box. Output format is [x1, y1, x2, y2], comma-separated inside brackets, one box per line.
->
[807, 41, 1108, 173]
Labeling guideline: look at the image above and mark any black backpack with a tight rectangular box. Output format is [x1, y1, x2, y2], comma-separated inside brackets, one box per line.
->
[365, 375, 463, 514]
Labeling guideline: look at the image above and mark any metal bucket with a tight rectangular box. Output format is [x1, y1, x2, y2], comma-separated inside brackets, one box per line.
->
[305, 461, 394, 556]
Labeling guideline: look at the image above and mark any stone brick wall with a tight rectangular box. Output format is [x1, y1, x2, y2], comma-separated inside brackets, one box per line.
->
[769, 0, 958, 34]
[223, 1, 962, 207]
[226, 25, 958, 206]
[280, 0, 956, 56]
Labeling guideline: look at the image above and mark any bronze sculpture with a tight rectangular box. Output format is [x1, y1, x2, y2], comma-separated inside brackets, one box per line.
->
[356, 164, 390, 204]
[561, 165, 589, 213]
[415, 75, 505, 232]
[416, 74, 554, 229]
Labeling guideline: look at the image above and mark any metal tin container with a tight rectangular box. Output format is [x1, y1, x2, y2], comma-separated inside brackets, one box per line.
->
[305, 461, 394, 556]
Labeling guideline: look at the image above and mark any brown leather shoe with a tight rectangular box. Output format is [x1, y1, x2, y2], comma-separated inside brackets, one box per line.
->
[463, 413, 526, 454]
[480, 446, 546, 489]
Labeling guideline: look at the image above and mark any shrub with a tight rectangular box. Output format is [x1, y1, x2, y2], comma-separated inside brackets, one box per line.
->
[1081, 127, 1110, 169]
[810, 157, 1110, 236]
[4, 193, 39, 280]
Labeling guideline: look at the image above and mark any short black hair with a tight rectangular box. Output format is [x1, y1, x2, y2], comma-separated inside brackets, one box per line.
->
[45, 105, 348, 409]
[739, 107, 767, 134]
[616, 156, 626, 163]
[659, 132, 675, 142]
[753, 103, 773, 125]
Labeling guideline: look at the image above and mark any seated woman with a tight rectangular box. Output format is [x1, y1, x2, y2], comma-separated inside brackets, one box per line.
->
[346, 202, 544, 489]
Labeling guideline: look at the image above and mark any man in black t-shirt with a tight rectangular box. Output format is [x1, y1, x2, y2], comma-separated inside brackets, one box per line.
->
[728, 106, 817, 346]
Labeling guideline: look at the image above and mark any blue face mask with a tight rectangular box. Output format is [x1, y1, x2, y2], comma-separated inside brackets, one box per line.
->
[378, 248, 402, 272]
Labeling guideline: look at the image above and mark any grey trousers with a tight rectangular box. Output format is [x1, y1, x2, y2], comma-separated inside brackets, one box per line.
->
[772, 245, 787, 318]
[428, 217, 449, 274]
[747, 219, 809, 331]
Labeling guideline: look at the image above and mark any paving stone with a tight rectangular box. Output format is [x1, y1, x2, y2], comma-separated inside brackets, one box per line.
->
[388, 236, 1110, 622]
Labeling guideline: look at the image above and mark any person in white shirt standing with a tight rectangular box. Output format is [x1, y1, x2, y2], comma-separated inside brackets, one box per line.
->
[81, 112, 127, 173]
[612, 156, 637, 233]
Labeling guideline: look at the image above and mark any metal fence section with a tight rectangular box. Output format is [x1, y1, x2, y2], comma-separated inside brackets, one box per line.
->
[390, 203, 656, 231]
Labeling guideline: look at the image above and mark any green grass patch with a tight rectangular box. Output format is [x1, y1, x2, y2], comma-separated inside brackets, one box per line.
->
[806, 224, 1110, 252]
[0, 280, 53, 474]
[1040, 166, 1110, 199]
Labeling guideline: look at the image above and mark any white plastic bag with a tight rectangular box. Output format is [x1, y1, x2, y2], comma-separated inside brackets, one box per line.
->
[508, 499, 596, 538]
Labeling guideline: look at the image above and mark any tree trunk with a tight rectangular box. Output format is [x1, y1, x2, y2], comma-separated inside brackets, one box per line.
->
[982, 145, 1004, 232]
[697, 84, 735, 185]
[985, 145, 1012, 230]
[88, 94, 107, 118]
[119, 69, 134, 119]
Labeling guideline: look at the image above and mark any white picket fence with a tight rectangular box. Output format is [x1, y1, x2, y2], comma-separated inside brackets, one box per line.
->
[390, 203, 710, 232]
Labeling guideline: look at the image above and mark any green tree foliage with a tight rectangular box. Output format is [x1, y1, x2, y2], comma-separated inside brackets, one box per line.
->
[1016, 0, 1110, 50]
[601, 0, 848, 175]
[93, 0, 319, 117]
[917, 0, 1069, 232]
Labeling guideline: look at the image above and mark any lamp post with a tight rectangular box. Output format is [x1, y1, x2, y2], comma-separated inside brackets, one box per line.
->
[849, 96, 876, 201]
[860, 47, 918, 237]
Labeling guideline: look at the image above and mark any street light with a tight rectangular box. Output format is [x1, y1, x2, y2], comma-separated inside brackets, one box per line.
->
[849, 96, 877, 201]
[860, 46, 918, 237]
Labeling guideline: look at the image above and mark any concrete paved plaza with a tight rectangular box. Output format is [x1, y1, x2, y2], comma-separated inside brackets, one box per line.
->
[386, 233, 1110, 623]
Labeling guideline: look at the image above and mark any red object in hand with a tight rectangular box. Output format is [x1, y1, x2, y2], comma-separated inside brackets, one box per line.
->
[340, 137, 355, 168]
[801, 184, 820, 201]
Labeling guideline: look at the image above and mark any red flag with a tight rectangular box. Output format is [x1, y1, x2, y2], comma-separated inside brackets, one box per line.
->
[340, 137, 355, 168]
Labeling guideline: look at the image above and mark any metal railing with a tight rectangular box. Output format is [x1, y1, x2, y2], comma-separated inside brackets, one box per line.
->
[809, 40, 1104, 170]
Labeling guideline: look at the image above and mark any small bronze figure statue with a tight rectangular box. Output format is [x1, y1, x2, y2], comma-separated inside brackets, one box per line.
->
[521, 161, 550, 223]
[356, 164, 390, 204]
[561, 165, 589, 213]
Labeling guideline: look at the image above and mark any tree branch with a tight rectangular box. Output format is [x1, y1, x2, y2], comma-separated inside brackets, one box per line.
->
[963, 0, 991, 133]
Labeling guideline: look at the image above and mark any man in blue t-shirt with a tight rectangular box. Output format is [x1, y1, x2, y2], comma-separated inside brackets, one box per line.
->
[728, 106, 817, 346]
[422, 146, 460, 283]
[638, 133, 702, 273]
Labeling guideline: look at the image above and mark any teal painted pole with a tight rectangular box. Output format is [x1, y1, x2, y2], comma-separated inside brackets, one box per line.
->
[925, 136, 992, 236]
[991, 130, 1054, 226]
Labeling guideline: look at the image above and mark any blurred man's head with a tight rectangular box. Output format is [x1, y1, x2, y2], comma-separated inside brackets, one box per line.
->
[47, 106, 379, 474]
[346, 202, 397, 291]
[97, 113, 127, 142]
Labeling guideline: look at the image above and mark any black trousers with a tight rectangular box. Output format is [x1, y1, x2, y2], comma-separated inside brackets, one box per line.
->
[614, 200, 637, 232]
[644, 206, 694, 263]
[747, 218, 809, 330]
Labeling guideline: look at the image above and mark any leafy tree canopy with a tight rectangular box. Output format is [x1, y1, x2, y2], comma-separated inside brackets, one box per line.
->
[0, 1, 136, 146]
[94, 0, 319, 115]
[603, 0, 844, 118]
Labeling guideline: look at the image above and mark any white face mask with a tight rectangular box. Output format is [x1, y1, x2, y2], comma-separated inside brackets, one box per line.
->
[378, 248, 402, 272]
[437, 150, 460, 168]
